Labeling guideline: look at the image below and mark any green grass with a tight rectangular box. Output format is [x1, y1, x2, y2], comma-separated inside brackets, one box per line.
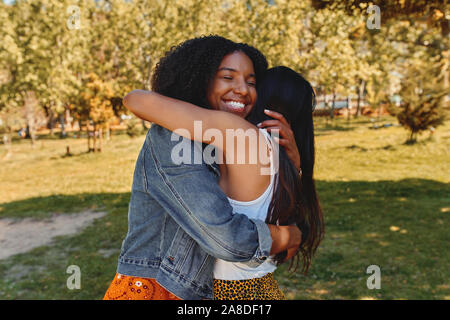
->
[0, 116, 449, 299]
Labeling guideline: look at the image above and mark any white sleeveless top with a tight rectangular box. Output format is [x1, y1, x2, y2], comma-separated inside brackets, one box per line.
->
[213, 129, 279, 280]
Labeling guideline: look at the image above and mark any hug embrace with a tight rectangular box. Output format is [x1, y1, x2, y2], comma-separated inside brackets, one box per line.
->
[103, 35, 324, 300]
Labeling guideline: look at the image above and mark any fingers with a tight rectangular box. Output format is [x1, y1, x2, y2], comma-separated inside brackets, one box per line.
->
[257, 120, 282, 128]
[257, 109, 301, 169]
[257, 119, 294, 138]
[257, 108, 290, 129]
[284, 246, 300, 262]
[258, 124, 292, 140]
[273, 136, 290, 147]
[264, 109, 289, 126]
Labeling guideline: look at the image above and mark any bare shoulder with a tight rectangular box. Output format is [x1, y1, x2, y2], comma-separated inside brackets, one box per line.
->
[220, 126, 273, 202]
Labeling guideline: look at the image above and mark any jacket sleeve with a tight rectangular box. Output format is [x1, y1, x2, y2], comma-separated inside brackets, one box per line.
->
[144, 125, 272, 267]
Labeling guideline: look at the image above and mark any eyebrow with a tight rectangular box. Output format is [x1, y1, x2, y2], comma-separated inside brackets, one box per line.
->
[218, 67, 256, 78]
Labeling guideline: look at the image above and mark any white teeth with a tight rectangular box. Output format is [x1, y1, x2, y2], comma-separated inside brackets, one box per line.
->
[226, 101, 245, 109]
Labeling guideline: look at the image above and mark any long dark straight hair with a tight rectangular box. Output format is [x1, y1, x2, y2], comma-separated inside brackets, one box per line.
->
[247, 66, 325, 274]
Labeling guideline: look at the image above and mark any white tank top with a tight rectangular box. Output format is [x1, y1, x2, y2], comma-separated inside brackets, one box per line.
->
[213, 129, 279, 280]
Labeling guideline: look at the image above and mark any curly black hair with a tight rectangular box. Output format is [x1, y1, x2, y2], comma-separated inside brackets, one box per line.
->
[151, 35, 268, 111]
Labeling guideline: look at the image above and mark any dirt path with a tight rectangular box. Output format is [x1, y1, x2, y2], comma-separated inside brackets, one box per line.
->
[0, 210, 107, 260]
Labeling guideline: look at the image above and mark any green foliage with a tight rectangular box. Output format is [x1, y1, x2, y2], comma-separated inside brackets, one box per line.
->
[311, 0, 448, 36]
[390, 57, 448, 143]
[125, 116, 142, 138]
[1, 0, 448, 130]
[78, 72, 115, 126]
[0, 117, 449, 299]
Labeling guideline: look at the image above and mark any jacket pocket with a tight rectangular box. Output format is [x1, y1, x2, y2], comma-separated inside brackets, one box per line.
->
[164, 226, 196, 273]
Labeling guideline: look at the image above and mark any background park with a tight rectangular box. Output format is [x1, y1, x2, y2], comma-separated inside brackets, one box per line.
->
[0, 0, 449, 300]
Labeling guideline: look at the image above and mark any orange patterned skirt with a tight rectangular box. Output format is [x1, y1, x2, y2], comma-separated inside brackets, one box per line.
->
[103, 273, 181, 300]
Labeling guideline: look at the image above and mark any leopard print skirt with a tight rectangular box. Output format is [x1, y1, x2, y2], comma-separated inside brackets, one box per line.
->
[213, 273, 285, 300]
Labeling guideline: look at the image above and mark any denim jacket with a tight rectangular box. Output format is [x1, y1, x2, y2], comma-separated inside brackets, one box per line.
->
[116, 124, 273, 300]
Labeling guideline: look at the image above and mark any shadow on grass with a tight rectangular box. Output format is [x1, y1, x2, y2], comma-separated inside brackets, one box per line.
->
[315, 124, 356, 133]
[7, 128, 145, 146]
[345, 144, 368, 152]
[315, 178, 449, 229]
[0, 192, 131, 220]
[0, 178, 448, 237]
[2, 177, 444, 219]
[1, 178, 448, 241]
[57, 149, 108, 159]
[0, 178, 448, 299]
[0, 192, 131, 300]
[343, 143, 399, 152]
[279, 178, 449, 299]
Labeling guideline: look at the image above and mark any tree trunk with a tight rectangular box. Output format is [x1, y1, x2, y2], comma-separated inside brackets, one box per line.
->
[24, 91, 38, 146]
[146, 55, 152, 90]
[324, 93, 329, 125]
[330, 91, 336, 120]
[3, 133, 12, 159]
[46, 106, 55, 136]
[355, 79, 366, 118]
[93, 122, 97, 152]
[66, 107, 73, 130]
[408, 129, 417, 144]
[105, 122, 110, 141]
[59, 113, 66, 138]
[97, 127, 103, 152]
[444, 51, 449, 104]
[355, 87, 361, 118]
[347, 95, 351, 122]
[87, 122, 91, 152]
[77, 120, 82, 138]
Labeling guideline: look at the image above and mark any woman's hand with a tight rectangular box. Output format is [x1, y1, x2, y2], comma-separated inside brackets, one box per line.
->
[283, 246, 300, 263]
[257, 109, 301, 171]
[268, 224, 301, 256]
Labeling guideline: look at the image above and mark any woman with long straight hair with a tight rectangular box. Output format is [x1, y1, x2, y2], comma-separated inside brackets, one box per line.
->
[249, 66, 324, 274]
[122, 64, 324, 300]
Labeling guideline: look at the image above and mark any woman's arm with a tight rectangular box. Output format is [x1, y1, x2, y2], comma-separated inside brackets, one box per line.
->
[124, 90, 221, 144]
[123, 89, 267, 159]
[125, 90, 301, 257]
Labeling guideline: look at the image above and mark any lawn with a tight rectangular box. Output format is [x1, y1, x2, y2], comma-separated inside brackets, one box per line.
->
[0, 116, 449, 299]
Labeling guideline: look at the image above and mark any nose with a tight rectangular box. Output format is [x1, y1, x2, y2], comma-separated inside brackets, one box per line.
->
[233, 77, 249, 96]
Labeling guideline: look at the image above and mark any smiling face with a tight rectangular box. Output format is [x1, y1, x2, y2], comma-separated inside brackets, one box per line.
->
[206, 51, 257, 118]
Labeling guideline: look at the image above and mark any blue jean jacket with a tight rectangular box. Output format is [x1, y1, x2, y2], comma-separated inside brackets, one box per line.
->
[116, 124, 272, 300]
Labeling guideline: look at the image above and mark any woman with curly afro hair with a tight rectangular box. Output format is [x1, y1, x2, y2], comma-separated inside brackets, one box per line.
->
[104, 35, 304, 301]
[152, 35, 266, 113]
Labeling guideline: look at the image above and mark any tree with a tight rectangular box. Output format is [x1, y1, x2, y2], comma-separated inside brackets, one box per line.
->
[65, 0, 151, 146]
[312, 0, 449, 120]
[311, 0, 449, 36]
[0, 0, 45, 146]
[215, 0, 306, 69]
[390, 56, 448, 143]
[295, 4, 362, 120]
[77, 72, 115, 152]
[0, 0, 85, 145]
[348, 17, 400, 119]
